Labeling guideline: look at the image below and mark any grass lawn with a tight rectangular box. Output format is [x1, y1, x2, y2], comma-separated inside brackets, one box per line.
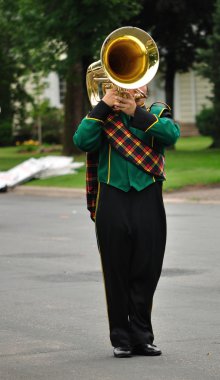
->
[0, 136, 220, 191]
[164, 136, 220, 191]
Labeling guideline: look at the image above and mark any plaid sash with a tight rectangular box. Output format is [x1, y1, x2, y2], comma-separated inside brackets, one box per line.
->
[86, 112, 165, 221]
[86, 151, 99, 221]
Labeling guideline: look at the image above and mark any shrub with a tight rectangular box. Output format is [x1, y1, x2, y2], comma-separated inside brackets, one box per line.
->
[41, 108, 63, 144]
[196, 107, 215, 137]
[16, 139, 40, 152]
[14, 125, 34, 143]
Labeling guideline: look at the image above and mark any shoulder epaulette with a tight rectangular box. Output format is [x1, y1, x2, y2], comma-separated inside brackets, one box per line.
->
[150, 102, 171, 110]
[148, 102, 172, 118]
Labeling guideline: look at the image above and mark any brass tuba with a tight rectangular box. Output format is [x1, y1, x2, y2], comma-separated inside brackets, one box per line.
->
[86, 26, 159, 107]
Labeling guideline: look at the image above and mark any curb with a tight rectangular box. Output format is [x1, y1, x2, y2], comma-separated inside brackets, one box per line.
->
[10, 186, 85, 198]
[4, 185, 220, 204]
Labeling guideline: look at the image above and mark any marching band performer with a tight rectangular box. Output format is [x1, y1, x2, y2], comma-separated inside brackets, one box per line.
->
[73, 84, 180, 358]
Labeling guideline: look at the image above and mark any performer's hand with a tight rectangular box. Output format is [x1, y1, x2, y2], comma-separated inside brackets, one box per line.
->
[114, 92, 137, 116]
[102, 89, 118, 108]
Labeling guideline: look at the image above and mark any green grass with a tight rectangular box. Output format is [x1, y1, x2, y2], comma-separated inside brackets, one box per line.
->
[0, 136, 220, 191]
[175, 136, 213, 151]
[164, 136, 220, 191]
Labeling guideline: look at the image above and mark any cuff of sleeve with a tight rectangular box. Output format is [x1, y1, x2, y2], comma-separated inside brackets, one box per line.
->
[88, 100, 112, 121]
[132, 106, 158, 131]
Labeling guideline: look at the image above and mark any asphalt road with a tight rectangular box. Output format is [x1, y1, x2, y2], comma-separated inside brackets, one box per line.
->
[0, 193, 220, 380]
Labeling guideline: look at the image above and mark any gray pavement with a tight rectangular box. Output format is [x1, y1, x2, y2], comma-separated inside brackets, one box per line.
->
[12, 183, 220, 204]
[0, 192, 220, 380]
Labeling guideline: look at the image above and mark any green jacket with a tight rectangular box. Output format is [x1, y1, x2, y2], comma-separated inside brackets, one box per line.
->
[73, 101, 180, 191]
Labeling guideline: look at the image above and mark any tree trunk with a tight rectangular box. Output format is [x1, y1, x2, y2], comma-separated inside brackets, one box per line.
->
[82, 55, 92, 115]
[62, 61, 84, 156]
[211, 118, 220, 148]
[164, 58, 176, 149]
[211, 81, 220, 148]
[0, 79, 14, 123]
[164, 58, 175, 114]
[210, 136, 220, 148]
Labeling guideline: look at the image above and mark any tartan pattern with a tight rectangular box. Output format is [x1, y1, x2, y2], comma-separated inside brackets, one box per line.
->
[86, 151, 99, 221]
[86, 113, 165, 221]
[104, 114, 165, 178]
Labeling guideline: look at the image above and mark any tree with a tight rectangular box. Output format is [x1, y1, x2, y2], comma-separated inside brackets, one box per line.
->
[0, 0, 16, 124]
[0, 0, 32, 132]
[131, 0, 215, 113]
[197, 0, 220, 147]
[18, 0, 141, 155]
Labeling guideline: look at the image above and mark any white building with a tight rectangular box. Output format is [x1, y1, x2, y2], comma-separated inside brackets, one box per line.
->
[147, 70, 213, 136]
[43, 72, 62, 108]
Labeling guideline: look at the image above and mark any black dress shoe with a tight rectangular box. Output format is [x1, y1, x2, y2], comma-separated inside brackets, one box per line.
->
[113, 347, 132, 358]
[132, 343, 162, 356]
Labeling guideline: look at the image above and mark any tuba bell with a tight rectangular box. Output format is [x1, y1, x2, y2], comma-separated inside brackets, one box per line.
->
[86, 26, 159, 107]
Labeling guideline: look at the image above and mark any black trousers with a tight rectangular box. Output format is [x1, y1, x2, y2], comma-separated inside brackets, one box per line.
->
[95, 181, 167, 347]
